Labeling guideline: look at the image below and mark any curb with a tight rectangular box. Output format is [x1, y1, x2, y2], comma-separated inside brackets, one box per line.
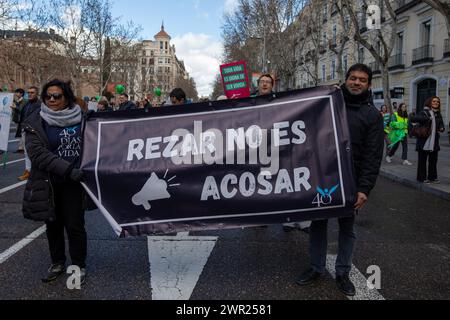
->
[380, 169, 450, 202]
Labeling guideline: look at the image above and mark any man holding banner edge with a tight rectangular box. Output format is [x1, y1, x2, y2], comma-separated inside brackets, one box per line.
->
[296, 64, 384, 297]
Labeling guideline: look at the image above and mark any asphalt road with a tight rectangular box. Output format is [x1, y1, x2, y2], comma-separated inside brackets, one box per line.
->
[1, 130, 450, 300]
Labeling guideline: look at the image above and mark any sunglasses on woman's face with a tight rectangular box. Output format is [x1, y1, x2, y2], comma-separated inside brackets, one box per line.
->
[45, 93, 64, 100]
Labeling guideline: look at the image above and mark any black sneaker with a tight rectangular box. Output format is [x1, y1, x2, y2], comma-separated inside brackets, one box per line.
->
[41, 263, 65, 283]
[336, 274, 356, 296]
[296, 268, 322, 286]
[430, 179, 440, 184]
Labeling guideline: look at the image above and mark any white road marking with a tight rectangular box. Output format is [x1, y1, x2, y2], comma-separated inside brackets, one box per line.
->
[148, 232, 218, 300]
[3, 158, 25, 166]
[326, 254, 385, 300]
[0, 225, 46, 264]
[8, 139, 19, 143]
[0, 181, 27, 195]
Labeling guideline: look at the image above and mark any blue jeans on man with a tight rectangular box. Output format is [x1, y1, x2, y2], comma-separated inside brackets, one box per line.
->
[309, 215, 356, 276]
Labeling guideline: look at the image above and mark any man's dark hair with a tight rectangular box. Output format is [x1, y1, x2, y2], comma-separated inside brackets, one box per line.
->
[258, 74, 274, 85]
[120, 93, 129, 99]
[345, 63, 373, 85]
[28, 86, 39, 92]
[41, 79, 76, 107]
[170, 88, 186, 101]
[15, 88, 25, 96]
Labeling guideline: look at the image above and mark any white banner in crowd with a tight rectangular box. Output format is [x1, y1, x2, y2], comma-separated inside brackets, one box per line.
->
[0, 93, 14, 152]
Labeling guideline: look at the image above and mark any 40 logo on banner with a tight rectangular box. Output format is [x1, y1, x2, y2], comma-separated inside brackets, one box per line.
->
[312, 184, 340, 208]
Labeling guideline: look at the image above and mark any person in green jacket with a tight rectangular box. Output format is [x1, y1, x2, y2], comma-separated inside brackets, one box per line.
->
[386, 103, 413, 165]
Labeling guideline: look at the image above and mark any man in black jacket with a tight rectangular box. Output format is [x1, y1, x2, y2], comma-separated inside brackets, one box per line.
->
[18, 86, 42, 181]
[296, 64, 384, 296]
[11, 88, 28, 153]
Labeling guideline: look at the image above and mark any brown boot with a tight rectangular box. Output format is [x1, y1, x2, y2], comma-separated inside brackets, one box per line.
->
[18, 170, 30, 181]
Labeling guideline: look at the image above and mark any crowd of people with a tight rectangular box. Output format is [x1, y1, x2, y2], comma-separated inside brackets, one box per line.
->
[380, 96, 447, 184]
[2, 63, 449, 296]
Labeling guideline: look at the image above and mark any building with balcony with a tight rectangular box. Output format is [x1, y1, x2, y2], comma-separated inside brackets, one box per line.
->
[369, 0, 450, 123]
[290, 0, 450, 124]
[119, 24, 190, 104]
[0, 28, 68, 90]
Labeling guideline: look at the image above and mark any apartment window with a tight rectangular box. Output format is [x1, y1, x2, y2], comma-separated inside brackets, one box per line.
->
[331, 0, 337, 13]
[165, 42, 168, 50]
[151, 50, 154, 56]
[378, 0, 384, 18]
[421, 20, 431, 46]
[396, 32, 404, 54]
[142, 50, 146, 56]
[344, 17, 350, 30]
[160, 41, 164, 49]
[358, 47, 365, 63]
[331, 59, 336, 79]
[322, 64, 326, 82]
[343, 55, 348, 73]
[158, 67, 162, 73]
[141, 58, 147, 64]
[332, 25, 337, 45]
[158, 58, 163, 64]
[322, 33, 327, 46]
[323, 3, 328, 21]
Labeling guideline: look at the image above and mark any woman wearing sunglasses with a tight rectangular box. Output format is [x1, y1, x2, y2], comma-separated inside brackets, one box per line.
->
[22, 79, 87, 285]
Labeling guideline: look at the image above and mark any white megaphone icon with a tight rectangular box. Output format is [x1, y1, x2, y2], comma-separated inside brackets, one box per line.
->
[132, 172, 171, 211]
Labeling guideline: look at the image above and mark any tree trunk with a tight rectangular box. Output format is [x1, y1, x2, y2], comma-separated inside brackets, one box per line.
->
[382, 63, 392, 113]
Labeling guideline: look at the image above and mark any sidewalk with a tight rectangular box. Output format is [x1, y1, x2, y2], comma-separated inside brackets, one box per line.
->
[380, 135, 450, 201]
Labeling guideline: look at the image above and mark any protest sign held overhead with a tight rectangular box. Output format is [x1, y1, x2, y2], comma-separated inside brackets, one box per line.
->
[220, 61, 251, 99]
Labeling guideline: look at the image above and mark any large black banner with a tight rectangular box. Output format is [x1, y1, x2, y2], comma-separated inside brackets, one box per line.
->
[81, 86, 356, 237]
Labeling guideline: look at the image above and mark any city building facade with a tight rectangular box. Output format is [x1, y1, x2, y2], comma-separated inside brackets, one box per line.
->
[2, 25, 190, 106]
[290, 0, 449, 124]
[132, 24, 189, 104]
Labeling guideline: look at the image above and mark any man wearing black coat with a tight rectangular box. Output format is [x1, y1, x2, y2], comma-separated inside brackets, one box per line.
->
[297, 64, 384, 296]
[118, 93, 137, 111]
[11, 88, 28, 152]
